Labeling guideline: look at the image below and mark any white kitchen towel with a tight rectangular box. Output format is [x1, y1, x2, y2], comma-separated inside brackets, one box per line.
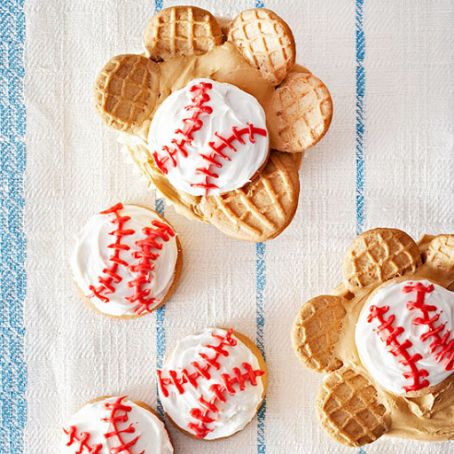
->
[17, 0, 454, 453]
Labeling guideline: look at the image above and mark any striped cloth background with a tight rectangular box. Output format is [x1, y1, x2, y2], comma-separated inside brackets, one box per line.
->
[1, 0, 453, 453]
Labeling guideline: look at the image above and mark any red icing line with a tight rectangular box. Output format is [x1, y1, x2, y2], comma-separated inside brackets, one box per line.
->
[157, 329, 237, 397]
[404, 282, 454, 371]
[153, 82, 213, 174]
[102, 396, 143, 454]
[367, 305, 429, 392]
[126, 220, 175, 315]
[157, 329, 265, 439]
[63, 426, 102, 454]
[192, 124, 267, 196]
[63, 397, 146, 454]
[89, 203, 134, 302]
[88, 203, 175, 315]
[187, 362, 265, 438]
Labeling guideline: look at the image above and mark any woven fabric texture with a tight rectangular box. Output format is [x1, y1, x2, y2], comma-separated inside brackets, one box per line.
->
[20, 0, 454, 453]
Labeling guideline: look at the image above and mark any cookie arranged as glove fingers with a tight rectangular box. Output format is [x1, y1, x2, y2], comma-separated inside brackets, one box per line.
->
[157, 327, 267, 440]
[420, 233, 454, 274]
[199, 151, 300, 242]
[71, 202, 182, 318]
[317, 366, 391, 447]
[63, 396, 173, 453]
[228, 8, 296, 85]
[144, 6, 223, 61]
[94, 54, 160, 134]
[292, 228, 454, 447]
[268, 70, 333, 153]
[342, 227, 421, 291]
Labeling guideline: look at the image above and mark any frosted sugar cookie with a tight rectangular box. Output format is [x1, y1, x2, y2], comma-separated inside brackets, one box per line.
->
[71, 203, 182, 318]
[157, 327, 267, 440]
[63, 396, 173, 453]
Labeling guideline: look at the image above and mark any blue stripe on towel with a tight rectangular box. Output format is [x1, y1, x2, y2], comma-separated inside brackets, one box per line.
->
[154, 0, 166, 422]
[355, 0, 366, 235]
[254, 0, 266, 449]
[0, 1, 27, 453]
[255, 242, 267, 454]
[356, 3, 367, 453]
[155, 192, 166, 418]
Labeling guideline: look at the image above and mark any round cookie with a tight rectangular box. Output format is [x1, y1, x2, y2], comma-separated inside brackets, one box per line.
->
[342, 228, 421, 291]
[144, 6, 224, 61]
[157, 327, 267, 440]
[94, 54, 160, 134]
[268, 70, 333, 153]
[71, 202, 182, 318]
[63, 395, 173, 453]
[228, 8, 296, 85]
[149, 78, 270, 196]
[198, 151, 300, 242]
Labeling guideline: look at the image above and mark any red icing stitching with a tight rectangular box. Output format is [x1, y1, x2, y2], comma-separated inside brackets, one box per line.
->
[153, 82, 213, 174]
[157, 329, 265, 439]
[152, 81, 268, 196]
[367, 305, 429, 392]
[191, 124, 267, 196]
[187, 362, 265, 438]
[64, 426, 102, 454]
[88, 203, 134, 302]
[126, 220, 175, 315]
[157, 329, 237, 397]
[88, 203, 175, 315]
[404, 282, 454, 371]
[102, 396, 143, 454]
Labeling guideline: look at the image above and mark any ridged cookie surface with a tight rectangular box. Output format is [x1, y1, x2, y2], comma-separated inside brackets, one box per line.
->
[228, 8, 295, 85]
[342, 228, 421, 291]
[317, 367, 390, 447]
[199, 151, 300, 242]
[94, 54, 160, 133]
[144, 6, 223, 61]
[268, 70, 333, 152]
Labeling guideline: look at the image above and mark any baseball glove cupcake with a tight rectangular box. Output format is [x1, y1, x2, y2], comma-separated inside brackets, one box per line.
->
[63, 395, 173, 453]
[292, 229, 454, 446]
[71, 202, 182, 318]
[157, 327, 267, 440]
[93, 6, 333, 242]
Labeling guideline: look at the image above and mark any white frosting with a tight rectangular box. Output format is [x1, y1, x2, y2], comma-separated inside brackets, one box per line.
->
[356, 280, 454, 395]
[63, 396, 173, 454]
[71, 204, 178, 317]
[158, 328, 265, 440]
[148, 78, 269, 196]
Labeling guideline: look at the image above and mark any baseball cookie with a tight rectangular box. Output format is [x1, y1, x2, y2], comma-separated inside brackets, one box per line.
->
[94, 5, 333, 241]
[292, 228, 454, 446]
[63, 396, 173, 453]
[71, 202, 182, 318]
[157, 327, 267, 440]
